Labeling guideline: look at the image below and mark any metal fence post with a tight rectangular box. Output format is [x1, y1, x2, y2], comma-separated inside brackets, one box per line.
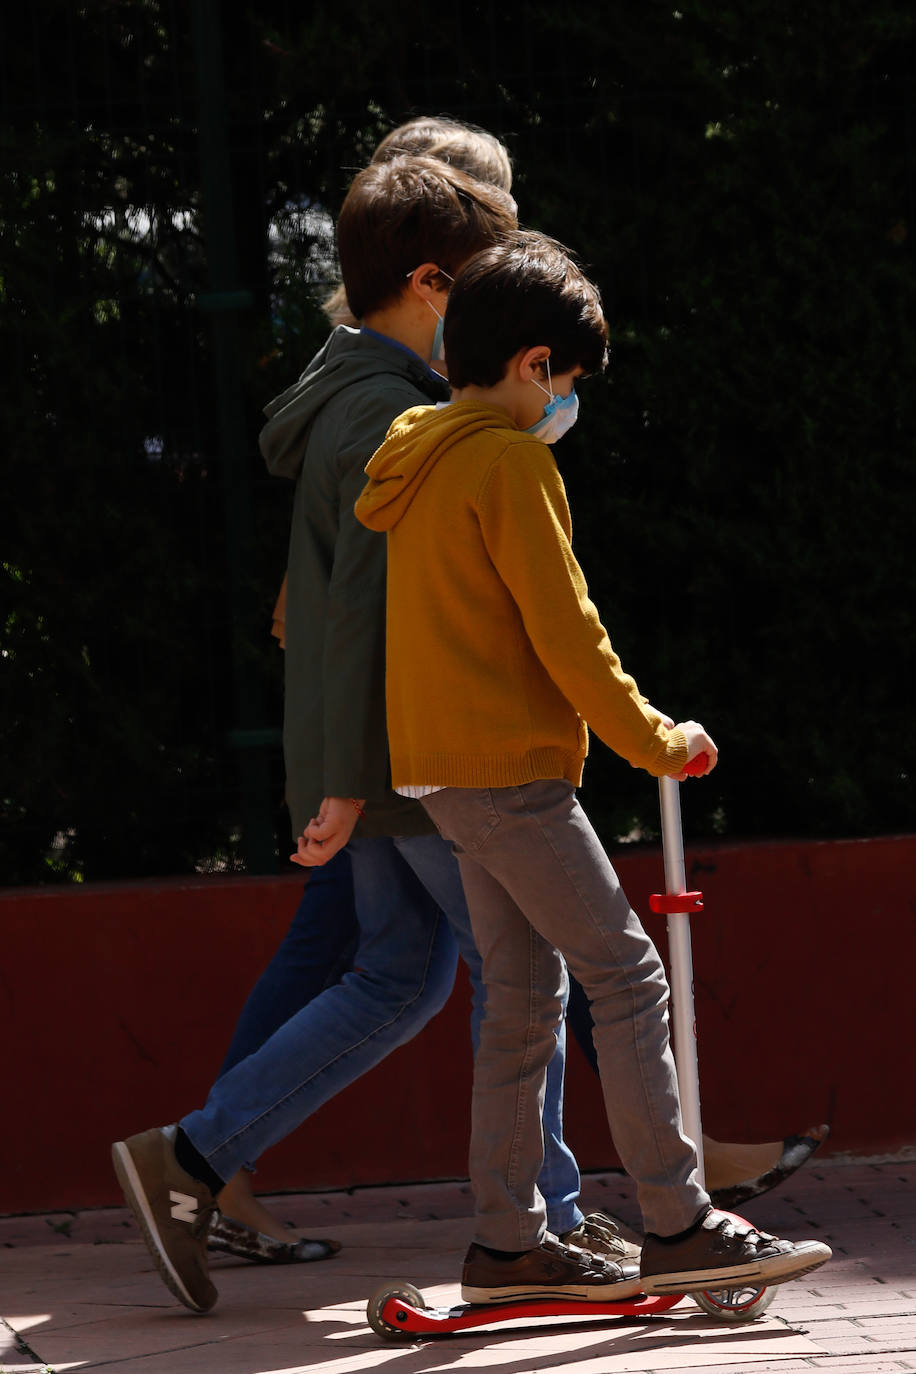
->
[191, 0, 278, 873]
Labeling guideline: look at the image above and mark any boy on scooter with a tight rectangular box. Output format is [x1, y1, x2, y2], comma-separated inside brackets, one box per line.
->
[355, 229, 832, 1302]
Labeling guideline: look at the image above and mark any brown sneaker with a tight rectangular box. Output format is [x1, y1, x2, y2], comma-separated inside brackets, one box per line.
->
[112, 1125, 218, 1312]
[560, 1211, 641, 1262]
[461, 1234, 643, 1305]
[640, 1208, 831, 1295]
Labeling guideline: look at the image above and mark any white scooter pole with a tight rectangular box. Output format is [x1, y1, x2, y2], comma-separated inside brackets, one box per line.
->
[649, 763, 781, 1323]
[650, 766, 707, 1189]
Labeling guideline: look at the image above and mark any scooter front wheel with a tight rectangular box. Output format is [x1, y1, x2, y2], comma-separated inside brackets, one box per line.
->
[694, 1283, 775, 1322]
[367, 1281, 427, 1341]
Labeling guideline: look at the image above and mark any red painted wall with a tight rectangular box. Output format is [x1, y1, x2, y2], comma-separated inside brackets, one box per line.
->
[2, 834, 913, 1215]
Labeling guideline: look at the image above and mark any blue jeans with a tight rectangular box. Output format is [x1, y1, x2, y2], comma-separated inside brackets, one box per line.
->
[182, 833, 583, 1234]
[217, 851, 358, 1078]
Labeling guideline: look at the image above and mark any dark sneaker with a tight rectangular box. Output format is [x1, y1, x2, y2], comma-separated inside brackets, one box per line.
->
[640, 1208, 831, 1295]
[560, 1211, 641, 1262]
[207, 1212, 341, 1264]
[462, 1234, 643, 1305]
[112, 1125, 218, 1312]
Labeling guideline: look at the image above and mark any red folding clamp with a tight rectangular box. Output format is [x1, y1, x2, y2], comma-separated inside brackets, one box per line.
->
[648, 890, 704, 915]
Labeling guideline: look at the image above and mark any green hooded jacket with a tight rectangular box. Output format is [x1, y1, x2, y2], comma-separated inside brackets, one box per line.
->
[260, 325, 449, 838]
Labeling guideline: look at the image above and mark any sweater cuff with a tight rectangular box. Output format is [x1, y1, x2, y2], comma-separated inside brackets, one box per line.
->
[653, 726, 689, 777]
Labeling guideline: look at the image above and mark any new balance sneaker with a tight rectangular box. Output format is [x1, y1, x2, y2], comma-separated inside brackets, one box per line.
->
[112, 1125, 218, 1312]
[640, 1208, 831, 1295]
[560, 1211, 641, 1262]
[461, 1234, 643, 1305]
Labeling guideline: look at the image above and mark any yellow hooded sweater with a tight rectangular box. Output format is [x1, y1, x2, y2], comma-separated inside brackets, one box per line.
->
[355, 400, 688, 790]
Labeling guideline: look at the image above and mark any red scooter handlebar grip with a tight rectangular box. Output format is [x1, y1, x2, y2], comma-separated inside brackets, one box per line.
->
[682, 752, 709, 777]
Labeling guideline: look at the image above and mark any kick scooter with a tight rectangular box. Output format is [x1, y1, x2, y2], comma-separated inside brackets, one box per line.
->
[367, 761, 775, 1341]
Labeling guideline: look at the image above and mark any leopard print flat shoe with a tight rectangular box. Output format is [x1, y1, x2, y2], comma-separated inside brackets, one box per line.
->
[207, 1212, 340, 1263]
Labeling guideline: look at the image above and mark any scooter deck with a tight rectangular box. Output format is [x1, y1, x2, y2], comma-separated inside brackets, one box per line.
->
[372, 1290, 683, 1339]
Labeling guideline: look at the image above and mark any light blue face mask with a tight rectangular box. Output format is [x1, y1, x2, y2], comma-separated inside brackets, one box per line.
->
[427, 305, 445, 363]
[526, 360, 579, 443]
[419, 266, 453, 364]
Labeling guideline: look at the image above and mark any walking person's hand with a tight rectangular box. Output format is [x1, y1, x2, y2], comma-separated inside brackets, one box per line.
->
[291, 796, 365, 867]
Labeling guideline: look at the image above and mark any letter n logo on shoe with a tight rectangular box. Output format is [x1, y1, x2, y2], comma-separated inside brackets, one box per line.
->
[170, 1190, 199, 1224]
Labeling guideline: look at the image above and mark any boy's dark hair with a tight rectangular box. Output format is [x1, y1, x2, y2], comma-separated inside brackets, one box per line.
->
[444, 230, 608, 389]
[337, 155, 517, 320]
[372, 116, 513, 193]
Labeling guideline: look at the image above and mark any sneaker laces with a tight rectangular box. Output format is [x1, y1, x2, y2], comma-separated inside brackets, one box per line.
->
[579, 1212, 624, 1240]
[564, 1212, 631, 1257]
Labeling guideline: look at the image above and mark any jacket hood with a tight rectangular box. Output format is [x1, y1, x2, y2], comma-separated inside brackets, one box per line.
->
[260, 326, 448, 480]
[357, 400, 517, 531]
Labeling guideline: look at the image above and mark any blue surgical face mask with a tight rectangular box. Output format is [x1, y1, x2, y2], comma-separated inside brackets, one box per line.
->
[526, 360, 579, 443]
[414, 266, 453, 364]
[426, 302, 445, 362]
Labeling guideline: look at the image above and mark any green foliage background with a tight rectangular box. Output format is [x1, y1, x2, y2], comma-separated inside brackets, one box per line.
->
[2, 1, 913, 883]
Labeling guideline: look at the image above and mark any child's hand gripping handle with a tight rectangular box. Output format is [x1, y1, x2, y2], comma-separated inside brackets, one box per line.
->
[675, 720, 717, 779]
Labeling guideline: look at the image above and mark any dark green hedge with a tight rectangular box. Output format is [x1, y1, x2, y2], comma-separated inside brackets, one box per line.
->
[2, 2, 913, 883]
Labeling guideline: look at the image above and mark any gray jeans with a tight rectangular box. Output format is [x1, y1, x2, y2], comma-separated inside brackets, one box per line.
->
[422, 780, 709, 1250]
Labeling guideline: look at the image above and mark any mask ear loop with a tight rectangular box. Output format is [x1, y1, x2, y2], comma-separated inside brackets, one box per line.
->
[408, 266, 453, 326]
[532, 356, 554, 402]
[406, 265, 454, 287]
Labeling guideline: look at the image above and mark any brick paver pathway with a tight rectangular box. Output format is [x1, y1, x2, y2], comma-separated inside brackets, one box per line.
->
[1, 1156, 913, 1372]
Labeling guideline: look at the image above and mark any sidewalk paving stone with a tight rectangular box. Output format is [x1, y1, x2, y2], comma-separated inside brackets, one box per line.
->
[1, 1158, 913, 1373]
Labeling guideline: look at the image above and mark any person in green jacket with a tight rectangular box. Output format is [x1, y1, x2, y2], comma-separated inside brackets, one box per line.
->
[113, 155, 628, 1316]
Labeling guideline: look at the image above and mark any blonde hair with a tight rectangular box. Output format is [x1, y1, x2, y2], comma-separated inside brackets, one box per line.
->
[372, 116, 512, 192]
[324, 116, 513, 327]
